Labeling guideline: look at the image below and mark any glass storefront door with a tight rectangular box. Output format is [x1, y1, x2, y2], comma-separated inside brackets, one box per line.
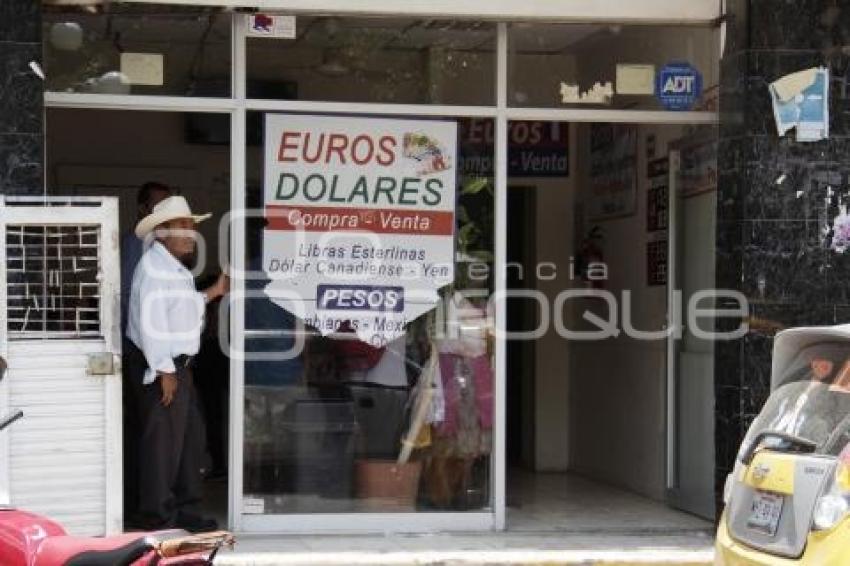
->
[233, 111, 496, 526]
[228, 15, 502, 530]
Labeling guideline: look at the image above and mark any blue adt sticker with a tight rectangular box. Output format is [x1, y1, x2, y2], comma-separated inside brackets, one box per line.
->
[656, 62, 703, 111]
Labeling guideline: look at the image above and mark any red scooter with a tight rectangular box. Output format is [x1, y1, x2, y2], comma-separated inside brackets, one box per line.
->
[0, 409, 234, 566]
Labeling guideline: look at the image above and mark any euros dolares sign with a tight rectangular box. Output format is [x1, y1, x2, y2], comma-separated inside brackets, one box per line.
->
[261, 113, 457, 345]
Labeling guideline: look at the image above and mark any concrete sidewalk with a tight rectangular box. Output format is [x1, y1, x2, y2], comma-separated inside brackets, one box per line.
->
[215, 530, 715, 565]
[213, 473, 715, 565]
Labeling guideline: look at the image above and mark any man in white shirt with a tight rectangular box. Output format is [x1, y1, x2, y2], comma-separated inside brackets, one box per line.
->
[121, 182, 171, 525]
[126, 195, 228, 532]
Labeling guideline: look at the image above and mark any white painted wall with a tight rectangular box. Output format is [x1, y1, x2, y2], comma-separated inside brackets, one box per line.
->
[507, 124, 577, 472]
[567, 123, 687, 500]
[531, 181, 575, 470]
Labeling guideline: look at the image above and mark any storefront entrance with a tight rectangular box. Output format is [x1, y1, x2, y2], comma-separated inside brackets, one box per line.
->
[44, 107, 233, 528]
[38, 3, 719, 533]
[504, 120, 718, 531]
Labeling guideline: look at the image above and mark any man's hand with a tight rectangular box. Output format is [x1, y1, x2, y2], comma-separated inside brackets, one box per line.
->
[159, 372, 178, 406]
[203, 271, 230, 303]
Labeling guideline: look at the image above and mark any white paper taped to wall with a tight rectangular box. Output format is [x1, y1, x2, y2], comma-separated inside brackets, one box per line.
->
[771, 68, 818, 102]
[616, 64, 655, 95]
[768, 67, 829, 142]
[560, 81, 613, 104]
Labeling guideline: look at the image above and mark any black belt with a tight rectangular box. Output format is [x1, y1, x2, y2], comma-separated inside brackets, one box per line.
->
[126, 341, 193, 371]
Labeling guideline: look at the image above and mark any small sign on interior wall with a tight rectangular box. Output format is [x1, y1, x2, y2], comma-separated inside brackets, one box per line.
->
[679, 138, 718, 197]
[588, 124, 637, 220]
[246, 13, 296, 39]
[616, 64, 655, 95]
[120, 53, 163, 86]
[647, 238, 667, 286]
[647, 157, 669, 233]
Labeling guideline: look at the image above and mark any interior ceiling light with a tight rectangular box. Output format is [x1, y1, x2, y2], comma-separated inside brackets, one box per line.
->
[49, 22, 84, 51]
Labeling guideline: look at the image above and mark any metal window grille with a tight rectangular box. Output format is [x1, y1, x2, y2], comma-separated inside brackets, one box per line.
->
[6, 224, 102, 339]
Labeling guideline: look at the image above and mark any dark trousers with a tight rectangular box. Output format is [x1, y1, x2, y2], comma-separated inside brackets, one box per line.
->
[195, 337, 229, 473]
[122, 340, 143, 523]
[126, 345, 204, 528]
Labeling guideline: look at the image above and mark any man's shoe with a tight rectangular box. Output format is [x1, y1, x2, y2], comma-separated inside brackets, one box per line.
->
[176, 513, 219, 534]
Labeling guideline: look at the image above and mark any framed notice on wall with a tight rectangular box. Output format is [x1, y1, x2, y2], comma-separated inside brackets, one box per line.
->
[679, 137, 717, 198]
[588, 124, 637, 220]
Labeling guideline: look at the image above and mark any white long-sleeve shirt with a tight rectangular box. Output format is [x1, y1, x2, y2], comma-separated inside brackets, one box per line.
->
[127, 241, 205, 385]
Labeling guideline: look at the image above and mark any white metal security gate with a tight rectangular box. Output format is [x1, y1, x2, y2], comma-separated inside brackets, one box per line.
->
[0, 196, 122, 536]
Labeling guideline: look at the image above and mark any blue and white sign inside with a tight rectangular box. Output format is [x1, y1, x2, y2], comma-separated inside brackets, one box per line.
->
[656, 62, 703, 111]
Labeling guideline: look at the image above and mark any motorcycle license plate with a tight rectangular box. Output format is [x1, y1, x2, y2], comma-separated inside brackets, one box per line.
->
[747, 491, 783, 536]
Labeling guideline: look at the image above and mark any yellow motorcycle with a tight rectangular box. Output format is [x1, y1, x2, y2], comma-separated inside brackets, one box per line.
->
[716, 325, 850, 565]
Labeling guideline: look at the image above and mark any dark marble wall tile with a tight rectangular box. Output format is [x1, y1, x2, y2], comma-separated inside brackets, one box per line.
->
[0, 42, 42, 135]
[715, 220, 743, 271]
[722, 0, 749, 56]
[739, 220, 827, 302]
[0, 0, 43, 196]
[833, 305, 850, 325]
[829, 78, 850, 136]
[719, 52, 755, 143]
[751, 302, 835, 328]
[749, 51, 823, 82]
[716, 170, 745, 222]
[712, 0, 850, 517]
[714, 399, 744, 475]
[0, 133, 43, 195]
[825, 252, 850, 304]
[0, 0, 40, 43]
[749, 0, 833, 50]
[741, 165, 812, 221]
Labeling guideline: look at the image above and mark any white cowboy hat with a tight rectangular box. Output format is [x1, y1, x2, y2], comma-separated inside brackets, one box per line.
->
[135, 195, 212, 239]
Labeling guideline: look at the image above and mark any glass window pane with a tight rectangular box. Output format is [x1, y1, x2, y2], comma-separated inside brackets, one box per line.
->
[508, 23, 718, 110]
[246, 17, 495, 105]
[43, 5, 231, 97]
[240, 111, 495, 513]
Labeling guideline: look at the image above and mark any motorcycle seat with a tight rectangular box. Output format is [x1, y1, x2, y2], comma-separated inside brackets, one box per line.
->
[36, 533, 153, 566]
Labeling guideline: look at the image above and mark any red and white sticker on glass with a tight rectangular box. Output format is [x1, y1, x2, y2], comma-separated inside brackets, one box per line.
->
[262, 113, 457, 345]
